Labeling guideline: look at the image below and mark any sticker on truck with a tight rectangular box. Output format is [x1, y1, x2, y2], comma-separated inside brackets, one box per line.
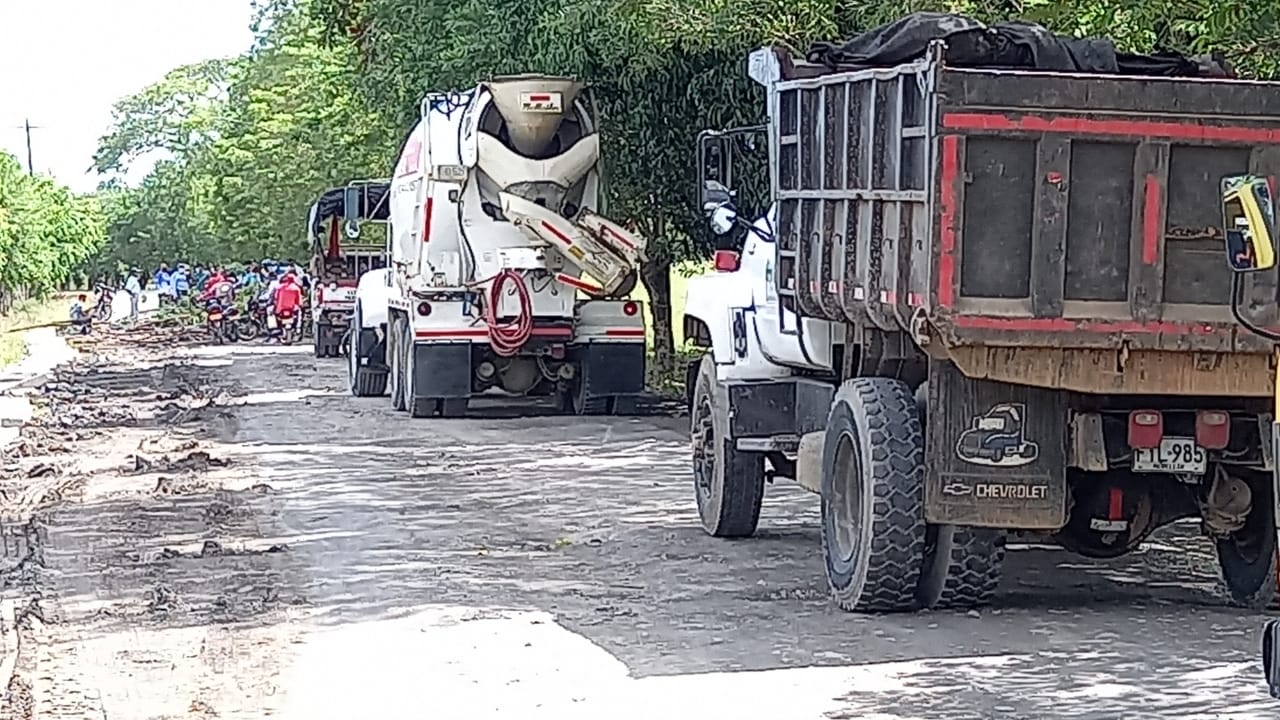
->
[955, 403, 1041, 467]
[520, 92, 563, 113]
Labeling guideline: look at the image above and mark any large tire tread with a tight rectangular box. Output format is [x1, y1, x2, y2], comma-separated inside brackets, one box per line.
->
[936, 528, 1005, 609]
[823, 377, 927, 613]
[692, 356, 764, 538]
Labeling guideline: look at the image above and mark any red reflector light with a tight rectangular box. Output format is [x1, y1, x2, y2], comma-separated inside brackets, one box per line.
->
[550, 343, 566, 360]
[1196, 410, 1231, 449]
[622, 301, 639, 317]
[1128, 410, 1163, 449]
[713, 249, 740, 272]
[416, 302, 433, 317]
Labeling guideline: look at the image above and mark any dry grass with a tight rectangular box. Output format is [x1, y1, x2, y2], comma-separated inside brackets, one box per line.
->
[0, 294, 75, 368]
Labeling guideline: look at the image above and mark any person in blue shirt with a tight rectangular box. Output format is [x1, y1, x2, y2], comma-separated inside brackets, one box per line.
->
[239, 263, 263, 290]
[173, 265, 191, 299]
[154, 264, 174, 301]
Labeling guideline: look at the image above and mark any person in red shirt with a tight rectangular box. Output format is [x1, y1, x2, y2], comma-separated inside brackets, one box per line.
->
[203, 267, 228, 293]
[273, 273, 304, 338]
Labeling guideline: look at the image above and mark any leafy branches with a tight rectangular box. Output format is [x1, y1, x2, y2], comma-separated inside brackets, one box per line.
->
[0, 153, 106, 302]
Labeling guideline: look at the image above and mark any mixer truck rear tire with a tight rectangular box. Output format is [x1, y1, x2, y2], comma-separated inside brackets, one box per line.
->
[389, 314, 408, 411]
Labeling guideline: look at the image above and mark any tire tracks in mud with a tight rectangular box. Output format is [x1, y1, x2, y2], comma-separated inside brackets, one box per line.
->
[0, 329, 263, 720]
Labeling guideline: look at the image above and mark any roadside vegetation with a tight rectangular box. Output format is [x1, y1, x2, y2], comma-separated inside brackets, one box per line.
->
[78, 0, 1280, 392]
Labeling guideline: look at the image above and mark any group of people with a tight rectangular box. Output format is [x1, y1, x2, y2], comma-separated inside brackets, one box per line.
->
[197, 263, 310, 341]
[73, 259, 313, 338]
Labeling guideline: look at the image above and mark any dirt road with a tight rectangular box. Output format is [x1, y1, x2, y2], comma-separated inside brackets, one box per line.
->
[0, 330, 1275, 719]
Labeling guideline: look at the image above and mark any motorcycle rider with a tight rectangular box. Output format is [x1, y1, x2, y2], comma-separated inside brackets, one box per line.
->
[272, 272, 305, 341]
[198, 270, 236, 309]
[68, 294, 91, 335]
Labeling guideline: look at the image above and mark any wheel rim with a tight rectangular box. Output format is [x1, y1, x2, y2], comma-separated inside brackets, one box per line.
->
[691, 392, 716, 502]
[829, 430, 864, 566]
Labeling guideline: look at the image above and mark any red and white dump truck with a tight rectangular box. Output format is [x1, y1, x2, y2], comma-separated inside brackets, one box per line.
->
[307, 181, 390, 358]
[348, 75, 648, 416]
[682, 14, 1280, 612]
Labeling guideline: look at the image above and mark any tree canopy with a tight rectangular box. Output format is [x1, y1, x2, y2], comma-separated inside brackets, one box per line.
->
[84, 0, 1280, 370]
[0, 153, 105, 308]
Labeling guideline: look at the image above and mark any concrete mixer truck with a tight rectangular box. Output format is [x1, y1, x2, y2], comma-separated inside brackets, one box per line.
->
[347, 75, 648, 417]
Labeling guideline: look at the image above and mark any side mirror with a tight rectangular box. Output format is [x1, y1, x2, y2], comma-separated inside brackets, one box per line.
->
[343, 186, 362, 220]
[710, 204, 737, 235]
[1221, 174, 1277, 272]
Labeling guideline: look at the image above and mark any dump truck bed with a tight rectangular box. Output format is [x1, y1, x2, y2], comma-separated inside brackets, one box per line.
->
[774, 46, 1280, 360]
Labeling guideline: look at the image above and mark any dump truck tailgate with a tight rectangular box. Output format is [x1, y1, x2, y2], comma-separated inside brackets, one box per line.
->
[776, 54, 1280, 357]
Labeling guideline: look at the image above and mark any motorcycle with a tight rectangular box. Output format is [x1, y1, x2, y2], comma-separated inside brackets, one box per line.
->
[93, 283, 115, 322]
[276, 307, 300, 345]
[235, 298, 266, 342]
[205, 301, 231, 344]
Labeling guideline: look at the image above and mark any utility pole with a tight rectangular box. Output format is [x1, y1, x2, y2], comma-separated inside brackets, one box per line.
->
[16, 118, 41, 175]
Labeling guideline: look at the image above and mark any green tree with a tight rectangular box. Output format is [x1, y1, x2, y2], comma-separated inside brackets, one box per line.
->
[0, 153, 106, 307]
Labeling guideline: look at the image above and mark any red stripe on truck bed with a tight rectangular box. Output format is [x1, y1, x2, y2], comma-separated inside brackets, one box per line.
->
[1142, 174, 1161, 266]
[943, 112, 1280, 142]
[936, 135, 961, 308]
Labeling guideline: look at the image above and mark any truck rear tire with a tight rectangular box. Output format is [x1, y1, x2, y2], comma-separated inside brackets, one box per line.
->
[917, 525, 1005, 610]
[404, 336, 434, 418]
[912, 382, 1005, 610]
[1215, 478, 1278, 609]
[821, 377, 928, 612]
[389, 314, 407, 412]
[691, 355, 765, 538]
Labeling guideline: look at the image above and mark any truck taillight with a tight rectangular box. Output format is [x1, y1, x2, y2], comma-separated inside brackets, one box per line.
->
[622, 301, 638, 317]
[1128, 410, 1163, 449]
[416, 302, 433, 317]
[714, 249, 740, 272]
[1195, 410, 1231, 449]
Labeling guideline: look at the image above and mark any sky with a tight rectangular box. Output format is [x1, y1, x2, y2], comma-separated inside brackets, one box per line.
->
[0, 0, 255, 193]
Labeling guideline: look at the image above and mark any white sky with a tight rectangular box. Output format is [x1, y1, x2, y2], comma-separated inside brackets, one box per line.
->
[0, 0, 254, 193]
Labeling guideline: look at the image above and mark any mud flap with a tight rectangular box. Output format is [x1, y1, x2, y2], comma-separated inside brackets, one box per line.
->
[925, 361, 1067, 529]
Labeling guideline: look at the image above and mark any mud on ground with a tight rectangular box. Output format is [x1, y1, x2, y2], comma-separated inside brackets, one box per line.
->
[0, 324, 1276, 719]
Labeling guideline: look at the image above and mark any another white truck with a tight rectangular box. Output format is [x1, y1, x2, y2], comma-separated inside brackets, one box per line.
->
[306, 181, 390, 358]
[348, 75, 648, 416]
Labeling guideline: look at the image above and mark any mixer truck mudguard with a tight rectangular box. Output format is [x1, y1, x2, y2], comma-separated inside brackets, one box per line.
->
[688, 14, 1280, 614]
[348, 268, 393, 397]
[308, 181, 390, 359]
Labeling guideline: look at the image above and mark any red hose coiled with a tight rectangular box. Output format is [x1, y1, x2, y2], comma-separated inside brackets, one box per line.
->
[484, 268, 533, 357]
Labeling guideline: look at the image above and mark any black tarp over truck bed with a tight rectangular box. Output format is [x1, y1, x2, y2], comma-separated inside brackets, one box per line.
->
[773, 37, 1280, 397]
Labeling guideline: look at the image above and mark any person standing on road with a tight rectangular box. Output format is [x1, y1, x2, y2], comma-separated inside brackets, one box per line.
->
[154, 263, 174, 303]
[123, 269, 142, 324]
[173, 264, 191, 300]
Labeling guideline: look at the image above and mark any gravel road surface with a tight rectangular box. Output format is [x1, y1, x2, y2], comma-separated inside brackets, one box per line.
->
[0, 328, 1276, 719]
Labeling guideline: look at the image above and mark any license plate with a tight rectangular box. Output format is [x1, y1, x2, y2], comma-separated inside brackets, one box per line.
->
[1133, 437, 1206, 473]
[208, 313, 223, 321]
